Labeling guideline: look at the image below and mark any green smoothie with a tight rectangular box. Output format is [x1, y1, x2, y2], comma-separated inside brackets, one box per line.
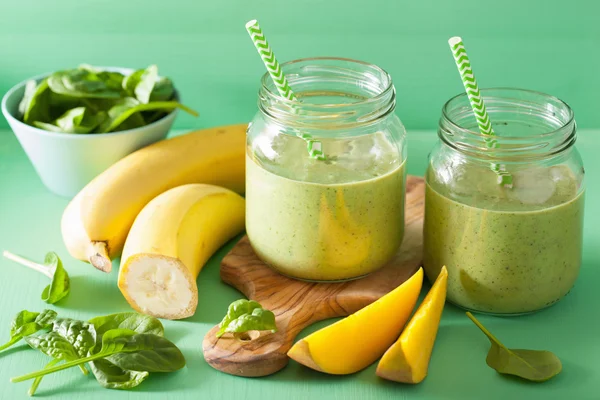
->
[423, 164, 584, 314]
[246, 152, 406, 281]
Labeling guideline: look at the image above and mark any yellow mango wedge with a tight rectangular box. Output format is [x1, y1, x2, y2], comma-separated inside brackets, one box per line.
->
[376, 266, 448, 383]
[287, 268, 423, 375]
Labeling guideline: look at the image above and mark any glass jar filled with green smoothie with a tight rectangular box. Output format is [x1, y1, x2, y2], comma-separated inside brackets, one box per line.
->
[424, 88, 585, 315]
[246, 57, 406, 282]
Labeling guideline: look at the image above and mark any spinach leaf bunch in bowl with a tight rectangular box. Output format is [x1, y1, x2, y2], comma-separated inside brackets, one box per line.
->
[18, 64, 198, 134]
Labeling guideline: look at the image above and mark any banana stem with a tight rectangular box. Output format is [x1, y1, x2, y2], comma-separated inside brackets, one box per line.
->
[3, 251, 53, 279]
[88, 242, 111, 273]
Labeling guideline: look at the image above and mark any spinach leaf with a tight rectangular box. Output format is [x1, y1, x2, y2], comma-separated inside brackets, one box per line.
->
[122, 70, 143, 97]
[3, 251, 70, 304]
[96, 97, 145, 133]
[51, 318, 96, 357]
[25, 332, 79, 361]
[32, 310, 58, 327]
[11, 329, 186, 383]
[466, 312, 562, 382]
[40, 252, 71, 303]
[88, 312, 164, 354]
[96, 98, 198, 133]
[89, 312, 164, 338]
[34, 107, 106, 134]
[18, 80, 37, 118]
[32, 121, 64, 132]
[87, 313, 165, 384]
[150, 76, 175, 102]
[11, 310, 41, 333]
[122, 65, 158, 104]
[48, 69, 122, 99]
[25, 331, 90, 395]
[19, 79, 51, 124]
[79, 65, 124, 92]
[217, 299, 277, 338]
[101, 329, 185, 372]
[0, 309, 56, 352]
[222, 308, 277, 337]
[90, 358, 149, 389]
[19, 65, 198, 134]
[135, 65, 158, 104]
[218, 300, 262, 333]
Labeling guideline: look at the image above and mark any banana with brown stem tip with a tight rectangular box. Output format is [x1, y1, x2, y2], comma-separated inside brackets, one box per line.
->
[61, 124, 247, 272]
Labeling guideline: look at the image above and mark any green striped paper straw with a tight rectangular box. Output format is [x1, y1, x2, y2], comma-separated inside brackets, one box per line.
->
[245, 19, 325, 160]
[448, 36, 513, 188]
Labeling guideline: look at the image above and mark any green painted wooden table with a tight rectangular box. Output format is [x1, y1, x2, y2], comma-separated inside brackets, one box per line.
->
[0, 128, 598, 399]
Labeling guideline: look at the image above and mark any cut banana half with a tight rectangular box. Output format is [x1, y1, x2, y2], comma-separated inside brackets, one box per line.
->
[121, 255, 198, 319]
[118, 184, 245, 319]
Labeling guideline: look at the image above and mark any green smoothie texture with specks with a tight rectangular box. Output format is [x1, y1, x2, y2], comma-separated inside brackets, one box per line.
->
[246, 153, 406, 281]
[423, 164, 584, 314]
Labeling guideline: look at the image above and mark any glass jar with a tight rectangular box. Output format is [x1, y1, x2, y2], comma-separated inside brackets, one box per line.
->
[246, 57, 407, 282]
[424, 88, 585, 315]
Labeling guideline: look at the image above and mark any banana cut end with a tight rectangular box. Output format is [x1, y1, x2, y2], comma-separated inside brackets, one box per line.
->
[118, 254, 198, 320]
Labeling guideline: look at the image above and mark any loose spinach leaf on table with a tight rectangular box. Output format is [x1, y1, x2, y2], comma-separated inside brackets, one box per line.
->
[89, 358, 149, 390]
[3, 251, 70, 304]
[25, 330, 90, 392]
[101, 329, 186, 372]
[26, 332, 81, 361]
[88, 312, 164, 353]
[466, 312, 562, 382]
[11, 328, 186, 383]
[34, 310, 58, 326]
[87, 313, 165, 388]
[5, 310, 184, 395]
[51, 317, 96, 357]
[89, 312, 164, 338]
[0, 309, 57, 352]
[2, 310, 62, 395]
[217, 299, 277, 338]
[40, 252, 71, 304]
[31, 317, 94, 393]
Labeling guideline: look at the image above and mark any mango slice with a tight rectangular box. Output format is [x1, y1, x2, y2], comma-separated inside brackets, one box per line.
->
[287, 268, 423, 375]
[376, 266, 448, 383]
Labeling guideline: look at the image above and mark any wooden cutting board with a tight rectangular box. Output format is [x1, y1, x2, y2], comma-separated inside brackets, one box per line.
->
[202, 175, 425, 377]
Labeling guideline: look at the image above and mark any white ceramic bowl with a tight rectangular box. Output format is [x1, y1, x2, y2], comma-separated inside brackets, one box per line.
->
[1, 67, 178, 197]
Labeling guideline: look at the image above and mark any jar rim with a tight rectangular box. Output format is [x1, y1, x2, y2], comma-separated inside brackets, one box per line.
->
[441, 87, 575, 140]
[260, 57, 395, 109]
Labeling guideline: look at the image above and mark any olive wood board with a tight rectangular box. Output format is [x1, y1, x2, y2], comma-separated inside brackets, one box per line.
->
[202, 175, 425, 377]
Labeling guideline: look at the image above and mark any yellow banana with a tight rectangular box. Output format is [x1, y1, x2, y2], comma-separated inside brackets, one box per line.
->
[61, 124, 247, 272]
[118, 184, 245, 319]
